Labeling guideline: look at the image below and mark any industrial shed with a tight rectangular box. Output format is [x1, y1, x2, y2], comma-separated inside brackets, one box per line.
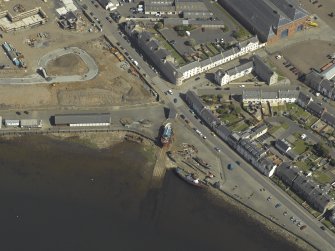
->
[54, 113, 111, 127]
[20, 119, 43, 128]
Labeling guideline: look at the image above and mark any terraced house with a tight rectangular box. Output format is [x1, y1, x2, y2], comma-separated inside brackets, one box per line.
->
[218, 0, 309, 44]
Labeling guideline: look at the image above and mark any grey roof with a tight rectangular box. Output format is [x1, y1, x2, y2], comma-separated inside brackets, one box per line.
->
[242, 90, 298, 100]
[297, 92, 312, 107]
[275, 139, 291, 153]
[307, 101, 324, 116]
[54, 113, 111, 125]
[238, 139, 266, 159]
[319, 79, 335, 93]
[305, 71, 323, 91]
[258, 157, 275, 174]
[276, 163, 300, 186]
[321, 112, 335, 127]
[216, 124, 231, 138]
[219, 0, 308, 41]
[200, 108, 221, 127]
[225, 61, 253, 76]
[251, 123, 267, 134]
[185, 90, 205, 113]
[253, 55, 275, 81]
[278, 90, 299, 99]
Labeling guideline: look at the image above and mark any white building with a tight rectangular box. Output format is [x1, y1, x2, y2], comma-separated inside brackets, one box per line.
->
[98, 0, 119, 10]
[242, 90, 299, 106]
[215, 61, 253, 86]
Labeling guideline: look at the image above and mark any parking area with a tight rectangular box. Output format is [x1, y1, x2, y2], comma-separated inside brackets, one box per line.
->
[281, 39, 335, 74]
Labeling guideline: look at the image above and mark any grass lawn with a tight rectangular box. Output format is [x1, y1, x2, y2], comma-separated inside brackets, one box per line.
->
[295, 161, 310, 172]
[154, 33, 186, 66]
[231, 121, 249, 132]
[313, 171, 333, 185]
[207, 43, 219, 54]
[306, 116, 319, 128]
[269, 125, 281, 134]
[293, 139, 308, 155]
[220, 113, 241, 125]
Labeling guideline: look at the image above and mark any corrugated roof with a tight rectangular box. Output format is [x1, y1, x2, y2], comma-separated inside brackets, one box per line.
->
[54, 113, 111, 125]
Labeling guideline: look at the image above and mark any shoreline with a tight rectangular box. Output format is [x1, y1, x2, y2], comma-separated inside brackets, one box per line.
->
[206, 186, 317, 251]
[0, 132, 317, 250]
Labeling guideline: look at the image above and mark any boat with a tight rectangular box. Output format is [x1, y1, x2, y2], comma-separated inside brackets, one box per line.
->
[174, 167, 206, 188]
[193, 156, 211, 169]
[161, 122, 173, 146]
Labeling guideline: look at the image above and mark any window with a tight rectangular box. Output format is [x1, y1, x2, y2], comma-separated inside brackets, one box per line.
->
[280, 29, 289, 38]
[296, 24, 303, 32]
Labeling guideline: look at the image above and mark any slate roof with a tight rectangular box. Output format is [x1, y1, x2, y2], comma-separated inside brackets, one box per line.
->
[225, 61, 253, 76]
[321, 112, 335, 127]
[185, 90, 205, 113]
[275, 163, 300, 186]
[219, 0, 308, 41]
[275, 139, 291, 153]
[296, 92, 312, 107]
[306, 101, 325, 116]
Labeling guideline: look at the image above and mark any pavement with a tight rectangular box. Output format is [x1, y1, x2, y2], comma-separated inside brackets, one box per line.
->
[1, 0, 334, 249]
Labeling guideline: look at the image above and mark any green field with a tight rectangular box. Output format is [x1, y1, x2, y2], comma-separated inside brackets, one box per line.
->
[293, 139, 308, 155]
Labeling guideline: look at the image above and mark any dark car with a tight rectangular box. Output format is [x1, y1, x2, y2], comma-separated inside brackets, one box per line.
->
[320, 226, 326, 230]
[173, 98, 177, 103]
[195, 77, 200, 80]
[236, 161, 241, 165]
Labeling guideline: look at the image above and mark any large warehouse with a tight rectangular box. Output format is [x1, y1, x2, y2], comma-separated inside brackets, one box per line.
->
[54, 113, 111, 127]
[218, 0, 309, 44]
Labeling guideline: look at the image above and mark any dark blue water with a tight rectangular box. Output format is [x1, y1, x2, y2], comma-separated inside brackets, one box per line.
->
[0, 136, 301, 251]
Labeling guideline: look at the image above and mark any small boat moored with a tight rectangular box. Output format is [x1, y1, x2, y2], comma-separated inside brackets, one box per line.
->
[174, 167, 206, 188]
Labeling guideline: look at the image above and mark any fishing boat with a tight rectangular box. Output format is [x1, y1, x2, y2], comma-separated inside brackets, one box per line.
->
[161, 122, 173, 146]
[174, 167, 205, 188]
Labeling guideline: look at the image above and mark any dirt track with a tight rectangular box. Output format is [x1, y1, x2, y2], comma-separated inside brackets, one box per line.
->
[46, 53, 88, 76]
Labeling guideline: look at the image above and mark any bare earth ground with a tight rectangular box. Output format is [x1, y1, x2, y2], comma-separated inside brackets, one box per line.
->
[46, 53, 88, 76]
[281, 39, 335, 72]
[0, 37, 153, 109]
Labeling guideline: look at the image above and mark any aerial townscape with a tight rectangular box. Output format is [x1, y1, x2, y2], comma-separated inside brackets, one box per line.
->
[1, 0, 335, 250]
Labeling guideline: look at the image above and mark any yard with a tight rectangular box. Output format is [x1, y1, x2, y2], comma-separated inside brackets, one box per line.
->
[313, 170, 333, 185]
[293, 139, 308, 155]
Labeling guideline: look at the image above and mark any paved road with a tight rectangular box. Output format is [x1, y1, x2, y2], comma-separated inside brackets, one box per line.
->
[1, 0, 334, 248]
[0, 47, 98, 85]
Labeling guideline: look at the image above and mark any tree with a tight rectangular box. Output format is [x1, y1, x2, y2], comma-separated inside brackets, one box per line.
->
[313, 143, 330, 158]
[185, 39, 196, 46]
[154, 22, 163, 30]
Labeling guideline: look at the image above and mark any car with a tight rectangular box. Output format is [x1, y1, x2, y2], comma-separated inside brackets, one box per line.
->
[185, 119, 190, 124]
[195, 77, 200, 80]
[215, 87, 221, 90]
[214, 147, 221, 152]
[173, 98, 177, 103]
[227, 163, 235, 170]
[194, 115, 199, 120]
[300, 225, 307, 230]
[23, 111, 29, 114]
[275, 203, 281, 208]
[236, 161, 240, 165]
[167, 89, 173, 95]
[16, 111, 21, 115]
[202, 135, 207, 139]
[320, 226, 326, 230]
[180, 114, 185, 119]
[283, 211, 288, 216]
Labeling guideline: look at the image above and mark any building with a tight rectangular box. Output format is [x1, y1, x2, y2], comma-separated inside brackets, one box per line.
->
[296, 92, 313, 108]
[242, 90, 299, 105]
[0, 7, 48, 32]
[215, 56, 278, 86]
[98, 0, 119, 10]
[320, 63, 335, 81]
[20, 119, 42, 128]
[249, 123, 268, 140]
[145, 0, 212, 18]
[58, 11, 77, 30]
[276, 163, 335, 213]
[214, 61, 253, 86]
[4, 119, 19, 127]
[124, 21, 264, 85]
[306, 101, 325, 117]
[275, 139, 291, 153]
[305, 71, 335, 100]
[184, 90, 278, 177]
[218, 0, 309, 44]
[321, 112, 335, 128]
[253, 55, 278, 85]
[54, 113, 111, 127]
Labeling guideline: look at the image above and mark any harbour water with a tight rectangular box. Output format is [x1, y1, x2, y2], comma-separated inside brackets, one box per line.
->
[0, 136, 301, 251]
